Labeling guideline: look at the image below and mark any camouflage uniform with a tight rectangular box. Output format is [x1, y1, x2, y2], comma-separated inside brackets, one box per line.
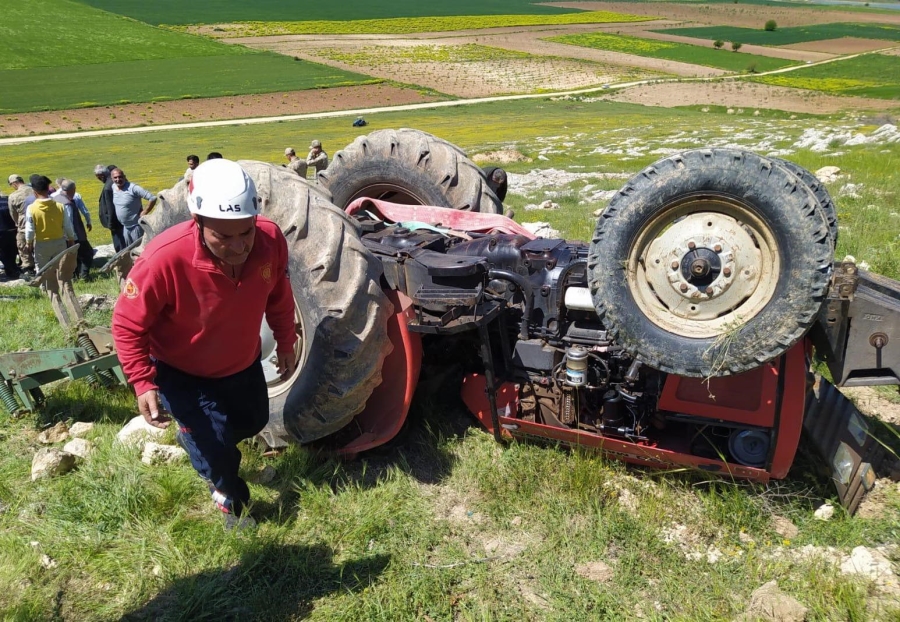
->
[8, 184, 35, 271]
[288, 157, 308, 178]
[306, 148, 328, 174]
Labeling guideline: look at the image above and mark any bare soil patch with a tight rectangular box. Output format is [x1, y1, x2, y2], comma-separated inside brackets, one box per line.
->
[782, 36, 900, 53]
[606, 80, 898, 113]
[843, 386, 900, 425]
[548, 1, 900, 28]
[0, 84, 437, 139]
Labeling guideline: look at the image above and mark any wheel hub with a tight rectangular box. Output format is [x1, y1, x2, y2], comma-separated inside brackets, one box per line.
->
[628, 203, 780, 338]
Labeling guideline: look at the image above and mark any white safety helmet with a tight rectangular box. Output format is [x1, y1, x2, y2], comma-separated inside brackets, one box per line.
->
[188, 158, 259, 219]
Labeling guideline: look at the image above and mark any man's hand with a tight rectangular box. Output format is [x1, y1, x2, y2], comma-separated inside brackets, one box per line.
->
[276, 352, 296, 380]
[87, 224, 92, 232]
[137, 389, 171, 429]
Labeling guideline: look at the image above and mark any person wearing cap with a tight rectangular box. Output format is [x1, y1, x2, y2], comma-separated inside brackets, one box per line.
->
[112, 159, 297, 530]
[51, 179, 94, 279]
[110, 168, 157, 246]
[306, 140, 328, 174]
[7, 174, 35, 276]
[95, 164, 126, 253]
[283, 147, 308, 178]
[24, 175, 75, 274]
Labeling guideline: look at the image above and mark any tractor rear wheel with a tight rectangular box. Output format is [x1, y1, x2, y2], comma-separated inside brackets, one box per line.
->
[588, 149, 833, 378]
[143, 162, 392, 446]
[318, 128, 503, 213]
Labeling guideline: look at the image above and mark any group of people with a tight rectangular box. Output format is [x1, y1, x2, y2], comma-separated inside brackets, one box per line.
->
[283, 140, 328, 178]
[0, 167, 158, 282]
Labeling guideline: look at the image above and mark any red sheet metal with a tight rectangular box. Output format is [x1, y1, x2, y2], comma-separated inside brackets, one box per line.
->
[659, 362, 779, 427]
[345, 197, 537, 239]
[768, 341, 809, 478]
[334, 289, 422, 457]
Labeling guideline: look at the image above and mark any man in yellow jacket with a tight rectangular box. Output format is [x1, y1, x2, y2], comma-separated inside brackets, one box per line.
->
[24, 175, 75, 276]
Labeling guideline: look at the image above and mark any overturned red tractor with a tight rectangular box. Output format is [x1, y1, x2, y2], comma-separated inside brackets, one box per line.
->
[6, 129, 899, 513]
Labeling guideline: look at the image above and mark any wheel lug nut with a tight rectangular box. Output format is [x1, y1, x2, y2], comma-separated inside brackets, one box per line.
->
[714, 244, 722, 253]
[680, 283, 689, 293]
[705, 287, 714, 295]
[687, 241, 696, 250]
[671, 261, 679, 270]
[723, 267, 732, 277]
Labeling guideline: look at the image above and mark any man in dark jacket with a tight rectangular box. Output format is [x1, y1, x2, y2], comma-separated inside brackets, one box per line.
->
[95, 164, 125, 252]
[0, 194, 20, 280]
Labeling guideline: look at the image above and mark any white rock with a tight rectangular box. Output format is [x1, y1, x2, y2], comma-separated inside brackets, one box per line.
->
[31, 448, 77, 481]
[840, 546, 895, 582]
[726, 108, 735, 115]
[93, 244, 115, 260]
[521, 222, 560, 239]
[37, 422, 69, 445]
[815, 166, 842, 184]
[814, 502, 835, 520]
[68, 422, 94, 438]
[141, 442, 187, 465]
[40, 554, 58, 569]
[753, 110, 761, 116]
[700, 107, 709, 112]
[63, 438, 93, 459]
[117, 415, 166, 448]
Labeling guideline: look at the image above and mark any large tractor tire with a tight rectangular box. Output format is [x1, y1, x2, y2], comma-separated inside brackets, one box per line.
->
[588, 149, 833, 378]
[318, 128, 504, 213]
[140, 162, 392, 446]
[770, 157, 839, 244]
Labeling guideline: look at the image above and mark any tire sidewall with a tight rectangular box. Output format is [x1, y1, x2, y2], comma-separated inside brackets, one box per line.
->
[590, 150, 831, 376]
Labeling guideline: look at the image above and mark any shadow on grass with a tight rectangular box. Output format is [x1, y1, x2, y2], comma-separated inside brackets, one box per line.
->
[251, 367, 476, 524]
[121, 543, 389, 621]
[38, 382, 136, 427]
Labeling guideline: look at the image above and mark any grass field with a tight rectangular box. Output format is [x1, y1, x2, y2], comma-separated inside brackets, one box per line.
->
[548, 32, 798, 72]
[0, 0, 378, 114]
[0, 55, 377, 114]
[751, 54, 900, 99]
[194, 12, 652, 38]
[77, 0, 585, 26]
[656, 23, 900, 46]
[1, 99, 899, 619]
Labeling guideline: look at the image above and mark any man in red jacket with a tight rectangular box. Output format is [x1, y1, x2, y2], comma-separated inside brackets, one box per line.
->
[112, 159, 297, 529]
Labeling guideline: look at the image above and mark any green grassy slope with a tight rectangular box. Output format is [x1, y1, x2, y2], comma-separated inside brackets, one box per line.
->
[0, 0, 246, 70]
[0, 0, 377, 113]
[0, 55, 377, 114]
[656, 23, 900, 46]
[76, 0, 583, 25]
[549, 32, 797, 72]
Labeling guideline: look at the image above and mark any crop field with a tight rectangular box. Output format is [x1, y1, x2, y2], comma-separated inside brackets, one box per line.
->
[0, 55, 377, 115]
[303, 44, 661, 98]
[1, 99, 899, 620]
[78, 0, 587, 26]
[0, 0, 378, 114]
[548, 32, 798, 72]
[752, 53, 900, 99]
[191, 12, 652, 38]
[657, 23, 900, 46]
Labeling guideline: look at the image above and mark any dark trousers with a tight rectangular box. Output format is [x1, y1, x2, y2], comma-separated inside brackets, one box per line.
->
[111, 227, 126, 253]
[75, 238, 94, 277]
[155, 359, 269, 516]
[0, 230, 19, 279]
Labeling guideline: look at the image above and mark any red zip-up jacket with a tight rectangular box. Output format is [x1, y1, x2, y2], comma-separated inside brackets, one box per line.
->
[112, 217, 296, 395]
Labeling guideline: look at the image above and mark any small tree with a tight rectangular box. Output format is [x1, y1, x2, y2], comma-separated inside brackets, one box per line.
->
[746, 62, 759, 73]
[731, 41, 743, 52]
[764, 20, 777, 31]
[713, 39, 725, 50]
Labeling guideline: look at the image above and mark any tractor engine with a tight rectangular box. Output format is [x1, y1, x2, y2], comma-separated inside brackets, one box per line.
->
[447, 235, 663, 441]
[357, 220, 663, 443]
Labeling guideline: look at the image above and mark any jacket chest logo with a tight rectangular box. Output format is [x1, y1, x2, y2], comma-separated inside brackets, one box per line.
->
[260, 262, 272, 283]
